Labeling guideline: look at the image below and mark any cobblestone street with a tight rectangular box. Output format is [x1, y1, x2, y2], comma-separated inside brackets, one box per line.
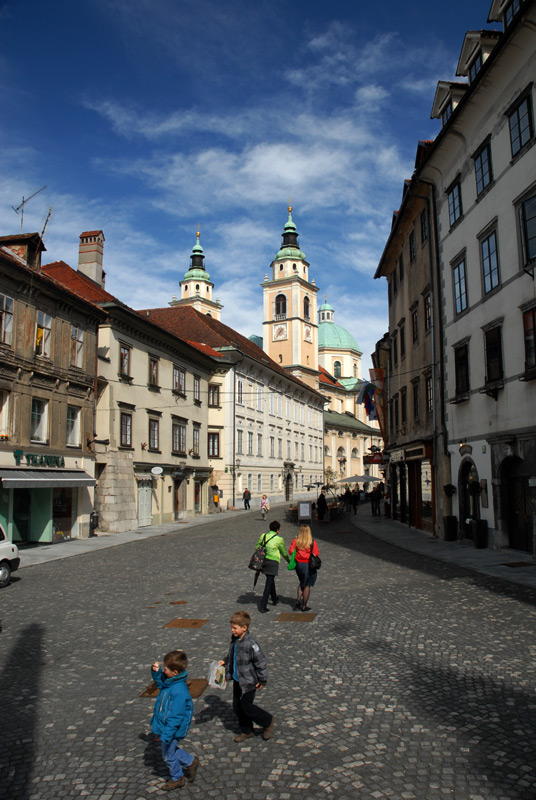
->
[1, 509, 536, 800]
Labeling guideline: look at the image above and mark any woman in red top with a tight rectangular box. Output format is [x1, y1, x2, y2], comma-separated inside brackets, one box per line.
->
[288, 525, 320, 611]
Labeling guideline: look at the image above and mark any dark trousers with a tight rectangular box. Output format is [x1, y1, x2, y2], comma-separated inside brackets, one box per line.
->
[233, 680, 272, 732]
[261, 574, 277, 609]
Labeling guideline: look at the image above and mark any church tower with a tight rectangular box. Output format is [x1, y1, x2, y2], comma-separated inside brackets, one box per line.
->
[262, 207, 319, 388]
[169, 231, 223, 320]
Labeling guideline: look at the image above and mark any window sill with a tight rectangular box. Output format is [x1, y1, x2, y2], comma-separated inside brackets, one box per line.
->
[172, 451, 187, 457]
[191, 454, 201, 459]
[118, 445, 134, 450]
[118, 373, 133, 383]
[148, 449, 162, 454]
[30, 439, 49, 445]
[520, 367, 536, 382]
[172, 389, 186, 398]
[194, 400, 202, 407]
[66, 444, 82, 449]
[449, 393, 469, 404]
[479, 380, 504, 400]
[148, 384, 161, 392]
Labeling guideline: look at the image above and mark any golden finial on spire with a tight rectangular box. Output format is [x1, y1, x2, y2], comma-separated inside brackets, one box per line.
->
[196, 222, 200, 240]
[288, 196, 292, 213]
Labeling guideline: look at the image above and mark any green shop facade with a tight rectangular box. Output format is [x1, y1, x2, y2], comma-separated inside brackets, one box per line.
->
[0, 448, 95, 544]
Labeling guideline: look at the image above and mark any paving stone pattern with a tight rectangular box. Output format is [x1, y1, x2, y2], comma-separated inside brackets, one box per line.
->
[1, 514, 536, 799]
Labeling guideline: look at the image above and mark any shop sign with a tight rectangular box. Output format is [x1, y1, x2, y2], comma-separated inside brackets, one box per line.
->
[390, 448, 404, 463]
[13, 449, 65, 467]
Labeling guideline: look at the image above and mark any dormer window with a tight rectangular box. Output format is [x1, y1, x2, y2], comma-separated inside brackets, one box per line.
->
[469, 51, 483, 83]
[441, 101, 453, 127]
[505, 0, 522, 27]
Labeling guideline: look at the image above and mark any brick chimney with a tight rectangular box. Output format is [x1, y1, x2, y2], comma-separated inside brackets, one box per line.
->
[0, 233, 45, 269]
[78, 230, 105, 287]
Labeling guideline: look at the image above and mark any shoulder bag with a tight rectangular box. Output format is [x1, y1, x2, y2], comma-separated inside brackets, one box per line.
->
[248, 533, 277, 571]
[308, 541, 322, 572]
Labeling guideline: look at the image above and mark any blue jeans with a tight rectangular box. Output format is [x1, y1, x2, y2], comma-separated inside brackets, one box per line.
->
[161, 739, 194, 780]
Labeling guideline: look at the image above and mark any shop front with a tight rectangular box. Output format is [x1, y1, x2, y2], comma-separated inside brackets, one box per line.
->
[0, 451, 95, 543]
[388, 443, 434, 532]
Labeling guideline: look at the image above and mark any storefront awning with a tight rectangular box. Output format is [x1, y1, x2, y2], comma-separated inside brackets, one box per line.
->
[0, 470, 96, 489]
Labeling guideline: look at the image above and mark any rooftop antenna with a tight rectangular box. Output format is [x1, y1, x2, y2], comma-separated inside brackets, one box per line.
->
[12, 185, 47, 233]
[40, 207, 53, 240]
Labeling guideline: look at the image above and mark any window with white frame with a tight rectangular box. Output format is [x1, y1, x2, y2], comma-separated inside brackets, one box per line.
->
[424, 293, 432, 333]
[453, 258, 468, 314]
[257, 474, 262, 493]
[447, 181, 462, 227]
[277, 394, 282, 417]
[120, 412, 132, 447]
[194, 376, 201, 403]
[237, 378, 243, 404]
[237, 429, 243, 454]
[269, 391, 274, 415]
[247, 431, 253, 455]
[173, 366, 186, 395]
[66, 405, 81, 446]
[468, 50, 483, 83]
[425, 374, 433, 414]
[149, 418, 159, 450]
[120, 344, 131, 376]
[518, 191, 536, 270]
[70, 325, 84, 368]
[474, 141, 493, 195]
[481, 230, 500, 293]
[286, 397, 291, 419]
[0, 294, 14, 346]
[208, 432, 220, 457]
[192, 426, 200, 456]
[270, 436, 275, 457]
[270, 474, 274, 492]
[31, 398, 48, 442]
[35, 311, 52, 357]
[172, 421, 186, 454]
[257, 433, 263, 456]
[257, 385, 263, 411]
[509, 90, 533, 156]
[149, 356, 159, 387]
[208, 384, 220, 407]
[278, 438, 282, 458]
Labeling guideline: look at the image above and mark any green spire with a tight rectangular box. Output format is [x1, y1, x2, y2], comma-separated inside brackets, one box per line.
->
[183, 230, 211, 281]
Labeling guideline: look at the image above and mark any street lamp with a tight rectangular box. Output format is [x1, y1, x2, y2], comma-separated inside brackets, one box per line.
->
[231, 457, 241, 510]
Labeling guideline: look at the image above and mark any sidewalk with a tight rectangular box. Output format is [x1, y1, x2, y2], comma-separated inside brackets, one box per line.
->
[17, 502, 536, 589]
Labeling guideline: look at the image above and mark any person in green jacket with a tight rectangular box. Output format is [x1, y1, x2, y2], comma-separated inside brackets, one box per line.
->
[256, 520, 289, 613]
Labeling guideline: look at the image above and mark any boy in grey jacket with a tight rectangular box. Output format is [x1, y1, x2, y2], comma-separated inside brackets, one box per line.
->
[219, 611, 274, 743]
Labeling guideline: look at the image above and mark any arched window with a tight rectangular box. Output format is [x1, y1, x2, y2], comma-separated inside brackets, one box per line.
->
[324, 445, 331, 456]
[275, 294, 287, 319]
[337, 446, 345, 458]
[304, 296, 310, 321]
[334, 361, 341, 378]
[353, 363, 357, 378]
[351, 448, 359, 458]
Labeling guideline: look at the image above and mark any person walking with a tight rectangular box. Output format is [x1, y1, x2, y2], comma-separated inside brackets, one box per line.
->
[150, 650, 199, 790]
[288, 525, 320, 611]
[255, 520, 289, 612]
[351, 488, 359, 515]
[260, 494, 270, 520]
[242, 488, 251, 510]
[218, 611, 275, 743]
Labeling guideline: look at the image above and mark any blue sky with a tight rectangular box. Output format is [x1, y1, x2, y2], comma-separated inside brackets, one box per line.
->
[0, 0, 494, 373]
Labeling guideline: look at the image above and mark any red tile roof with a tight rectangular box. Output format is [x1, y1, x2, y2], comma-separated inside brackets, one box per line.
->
[140, 306, 324, 398]
[318, 364, 344, 388]
[80, 230, 103, 238]
[42, 261, 222, 361]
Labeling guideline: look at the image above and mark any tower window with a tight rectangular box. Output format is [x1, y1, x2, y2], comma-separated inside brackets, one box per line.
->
[275, 294, 287, 319]
[304, 297, 310, 321]
[334, 361, 341, 378]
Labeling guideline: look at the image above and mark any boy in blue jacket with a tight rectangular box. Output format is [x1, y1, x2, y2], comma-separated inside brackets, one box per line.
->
[151, 650, 199, 790]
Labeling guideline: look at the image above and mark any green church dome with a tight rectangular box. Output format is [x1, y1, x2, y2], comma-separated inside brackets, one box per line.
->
[318, 321, 360, 352]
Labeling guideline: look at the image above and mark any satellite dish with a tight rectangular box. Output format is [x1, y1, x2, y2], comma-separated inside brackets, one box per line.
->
[151, 466, 163, 475]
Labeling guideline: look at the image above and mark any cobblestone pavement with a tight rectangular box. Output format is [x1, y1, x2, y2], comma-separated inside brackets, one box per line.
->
[1, 511, 536, 800]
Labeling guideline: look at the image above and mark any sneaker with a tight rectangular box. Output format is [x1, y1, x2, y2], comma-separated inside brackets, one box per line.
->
[185, 755, 199, 783]
[234, 731, 255, 743]
[162, 777, 185, 790]
[262, 717, 275, 740]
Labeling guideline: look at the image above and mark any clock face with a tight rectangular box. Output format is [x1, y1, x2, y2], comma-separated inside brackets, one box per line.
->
[304, 325, 312, 342]
[273, 323, 287, 341]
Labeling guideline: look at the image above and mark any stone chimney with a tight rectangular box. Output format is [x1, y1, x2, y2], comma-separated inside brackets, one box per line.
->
[0, 233, 45, 269]
[78, 230, 105, 287]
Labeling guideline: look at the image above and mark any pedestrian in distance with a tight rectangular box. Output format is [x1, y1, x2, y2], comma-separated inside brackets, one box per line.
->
[288, 524, 320, 611]
[351, 488, 359, 515]
[260, 494, 270, 520]
[316, 490, 328, 522]
[150, 650, 199, 791]
[243, 488, 251, 510]
[218, 611, 275, 743]
[256, 520, 289, 612]
[370, 486, 381, 516]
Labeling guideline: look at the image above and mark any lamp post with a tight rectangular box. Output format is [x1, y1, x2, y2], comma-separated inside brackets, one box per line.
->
[231, 457, 241, 510]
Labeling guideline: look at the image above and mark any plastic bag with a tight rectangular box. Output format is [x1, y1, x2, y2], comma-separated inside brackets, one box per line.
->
[207, 660, 227, 690]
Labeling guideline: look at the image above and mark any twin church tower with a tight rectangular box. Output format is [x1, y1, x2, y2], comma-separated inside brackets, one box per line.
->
[170, 206, 357, 391]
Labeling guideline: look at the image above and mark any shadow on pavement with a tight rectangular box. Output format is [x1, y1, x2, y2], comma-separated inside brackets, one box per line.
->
[0, 623, 44, 800]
